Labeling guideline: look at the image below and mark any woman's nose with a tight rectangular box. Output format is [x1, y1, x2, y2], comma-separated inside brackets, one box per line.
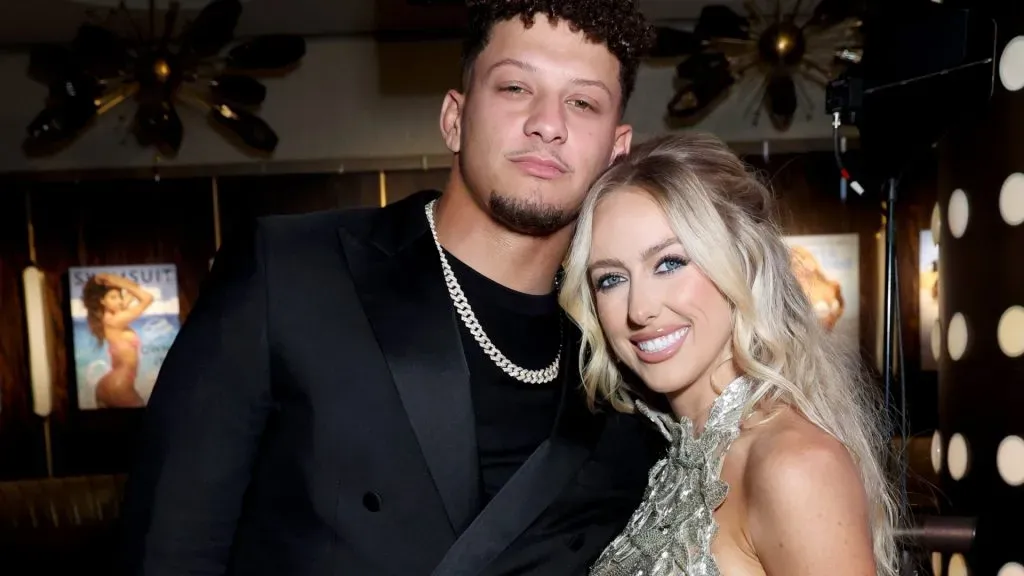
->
[626, 282, 660, 327]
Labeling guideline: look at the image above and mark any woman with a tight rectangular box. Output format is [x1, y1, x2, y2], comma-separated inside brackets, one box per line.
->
[82, 272, 154, 408]
[559, 133, 898, 575]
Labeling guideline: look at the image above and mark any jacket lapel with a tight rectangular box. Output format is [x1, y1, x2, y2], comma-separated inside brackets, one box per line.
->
[338, 190, 481, 536]
[431, 325, 603, 576]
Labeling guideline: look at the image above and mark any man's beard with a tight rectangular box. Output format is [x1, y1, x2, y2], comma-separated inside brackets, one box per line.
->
[488, 192, 580, 236]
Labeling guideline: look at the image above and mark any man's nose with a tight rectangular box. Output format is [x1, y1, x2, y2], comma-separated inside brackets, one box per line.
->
[524, 94, 568, 143]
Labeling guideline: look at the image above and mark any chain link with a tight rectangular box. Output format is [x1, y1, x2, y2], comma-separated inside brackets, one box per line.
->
[425, 199, 561, 384]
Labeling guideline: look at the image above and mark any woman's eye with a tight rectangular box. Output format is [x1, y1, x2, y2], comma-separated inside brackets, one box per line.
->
[594, 274, 625, 291]
[655, 256, 689, 274]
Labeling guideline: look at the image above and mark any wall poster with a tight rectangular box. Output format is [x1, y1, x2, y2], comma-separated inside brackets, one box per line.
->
[68, 264, 181, 409]
[783, 233, 860, 352]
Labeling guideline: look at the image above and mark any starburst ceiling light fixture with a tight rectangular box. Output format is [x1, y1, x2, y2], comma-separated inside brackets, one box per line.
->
[24, 0, 306, 157]
[653, 0, 863, 131]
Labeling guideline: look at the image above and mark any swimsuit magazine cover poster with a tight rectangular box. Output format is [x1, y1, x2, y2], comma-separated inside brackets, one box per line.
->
[68, 264, 181, 409]
[783, 233, 861, 352]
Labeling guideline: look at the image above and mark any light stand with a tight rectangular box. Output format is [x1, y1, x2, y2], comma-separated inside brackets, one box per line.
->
[830, 112, 911, 558]
[880, 170, 915, 576]
[881, 176, 896, 410]
[830, 107, 909, 482]
[881, 174, 910, 506]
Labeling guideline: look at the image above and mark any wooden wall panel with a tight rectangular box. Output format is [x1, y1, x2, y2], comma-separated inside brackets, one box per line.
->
[216, 172, 380, 245]
[0, 184, 45, 480]
[29, 177, 215, 477]
[383, 168, 450, 205]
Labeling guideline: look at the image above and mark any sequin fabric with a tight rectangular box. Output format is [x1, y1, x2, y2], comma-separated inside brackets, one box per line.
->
[589, 377, 753, 576]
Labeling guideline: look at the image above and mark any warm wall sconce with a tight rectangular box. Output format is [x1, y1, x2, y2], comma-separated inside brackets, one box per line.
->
[22, 265, 53, 419]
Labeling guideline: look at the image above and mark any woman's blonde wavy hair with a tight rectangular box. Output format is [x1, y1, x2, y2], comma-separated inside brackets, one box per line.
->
[559, 132, 899, 576]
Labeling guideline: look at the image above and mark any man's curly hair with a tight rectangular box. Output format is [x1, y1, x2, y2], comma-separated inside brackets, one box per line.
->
[462, 0, 655, 113]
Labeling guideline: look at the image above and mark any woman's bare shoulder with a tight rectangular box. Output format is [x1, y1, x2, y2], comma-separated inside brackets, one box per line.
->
[743, 407, 851, 468]
[738, 407, 876, 575]
[742, 406, 863, 505]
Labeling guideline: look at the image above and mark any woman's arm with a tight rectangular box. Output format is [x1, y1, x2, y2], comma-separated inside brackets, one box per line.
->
[96, 273, 155, 326]
[746, 431, 877, 575]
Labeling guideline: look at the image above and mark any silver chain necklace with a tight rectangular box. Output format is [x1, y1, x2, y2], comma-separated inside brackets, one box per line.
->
[424, 199, 561, 384]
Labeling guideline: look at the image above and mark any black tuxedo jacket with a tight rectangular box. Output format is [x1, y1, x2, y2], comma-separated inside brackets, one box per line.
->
[117, 190, 663, 576]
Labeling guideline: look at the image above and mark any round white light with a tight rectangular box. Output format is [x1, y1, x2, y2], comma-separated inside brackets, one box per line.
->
[1000, 173, 1024, 226]
[930, 202, 942, 245]
[999, 562, 1024, 576]
[947, 313, 969, 361]
[948, 433, 970, 481]
[998, 306, 1024, 358]
[997, 435, 1024, 487]
[931, 430, 943, 474]
[948, 553, 968, 576]
[999, 36, 1024, 92]
[948, 189, 969, 239]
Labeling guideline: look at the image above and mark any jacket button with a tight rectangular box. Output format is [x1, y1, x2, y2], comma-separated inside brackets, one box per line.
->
[567, 533, 586, 551]
[362, 491, 382, 512]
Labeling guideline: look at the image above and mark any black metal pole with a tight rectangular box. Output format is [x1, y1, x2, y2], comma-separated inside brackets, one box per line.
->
[882, 178, 906, 576]
[883, 177, 898, 413]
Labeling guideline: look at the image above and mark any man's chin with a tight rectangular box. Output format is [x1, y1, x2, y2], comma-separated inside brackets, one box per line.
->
[496, 218, 575, 237]
[488, 193, 580, 236]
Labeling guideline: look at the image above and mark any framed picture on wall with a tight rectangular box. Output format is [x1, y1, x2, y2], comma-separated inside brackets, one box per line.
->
[783, 233, 860, 352]
[68, 264, 181, 410]
[919, 229, 940, 371]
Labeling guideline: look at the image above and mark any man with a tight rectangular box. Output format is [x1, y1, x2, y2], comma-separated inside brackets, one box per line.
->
[117, 1, 662, 574]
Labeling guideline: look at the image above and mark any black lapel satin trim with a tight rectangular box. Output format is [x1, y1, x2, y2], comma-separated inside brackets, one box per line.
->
[430, 323, 602, 576]
[338, 191, 480, 536]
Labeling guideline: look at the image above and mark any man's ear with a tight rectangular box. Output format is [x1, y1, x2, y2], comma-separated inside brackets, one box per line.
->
[610, 124, 633, 163]
[440, 89, 465, 153]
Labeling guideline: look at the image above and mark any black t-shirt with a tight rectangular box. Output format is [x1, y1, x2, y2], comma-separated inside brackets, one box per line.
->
[443, 250, 563, 504]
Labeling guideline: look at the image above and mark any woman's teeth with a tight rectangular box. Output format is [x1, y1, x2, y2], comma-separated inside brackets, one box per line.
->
[636, 327, 688, 353]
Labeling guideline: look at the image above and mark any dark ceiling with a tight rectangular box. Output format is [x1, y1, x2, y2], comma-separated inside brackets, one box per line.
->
[0, 0, 746, 46]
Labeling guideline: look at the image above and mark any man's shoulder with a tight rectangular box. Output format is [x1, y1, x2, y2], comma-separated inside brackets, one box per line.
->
[253, 204, 370, 241]
[253, 189, 440, 249]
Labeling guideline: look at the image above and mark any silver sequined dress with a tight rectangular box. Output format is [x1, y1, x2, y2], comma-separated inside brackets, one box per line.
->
[589, 376, 753, 576]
